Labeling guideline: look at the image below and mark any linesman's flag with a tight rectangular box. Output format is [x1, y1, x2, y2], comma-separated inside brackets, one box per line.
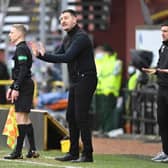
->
[2, 106, 19, 149]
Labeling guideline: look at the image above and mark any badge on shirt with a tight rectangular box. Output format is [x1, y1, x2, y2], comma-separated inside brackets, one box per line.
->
[18, 55, 28, 61]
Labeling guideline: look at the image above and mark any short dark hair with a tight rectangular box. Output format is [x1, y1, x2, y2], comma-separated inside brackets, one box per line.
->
[61, 9, 77, 17]
[161, 20, 168, 27]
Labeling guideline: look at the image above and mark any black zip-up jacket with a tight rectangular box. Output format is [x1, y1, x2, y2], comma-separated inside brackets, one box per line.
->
[38, 25, 97, 86]
[11, 41, 32, 90]
[157, 40, 168, 88]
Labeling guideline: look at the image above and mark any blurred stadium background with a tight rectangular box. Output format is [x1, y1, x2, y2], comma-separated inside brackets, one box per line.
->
[0, 0, 168, 153]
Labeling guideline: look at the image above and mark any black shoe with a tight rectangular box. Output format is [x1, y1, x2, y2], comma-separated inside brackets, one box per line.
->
[55, 153, 79, 161]
[72, 155, 93, 163]
[4, 151, 23, 159]
[26, 150, 40, 158]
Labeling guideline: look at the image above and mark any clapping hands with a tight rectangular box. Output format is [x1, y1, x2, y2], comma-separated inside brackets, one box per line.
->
[29, 41, 46, 57]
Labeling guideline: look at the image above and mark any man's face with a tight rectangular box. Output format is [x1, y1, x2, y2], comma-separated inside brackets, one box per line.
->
[59, 12, 77, 32]
[8, 27, 22, 44]
[161, 26, 168, 41]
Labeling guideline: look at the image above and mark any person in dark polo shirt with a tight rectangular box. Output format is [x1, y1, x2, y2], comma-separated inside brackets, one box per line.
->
[143, 21, 168, 162]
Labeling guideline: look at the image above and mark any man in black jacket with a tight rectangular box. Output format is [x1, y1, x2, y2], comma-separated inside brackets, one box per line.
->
[143, 21, 168, 162]
[31, 9, 97, 162]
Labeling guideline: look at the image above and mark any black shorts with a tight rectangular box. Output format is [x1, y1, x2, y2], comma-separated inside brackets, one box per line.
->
[14, 79, 34, 113]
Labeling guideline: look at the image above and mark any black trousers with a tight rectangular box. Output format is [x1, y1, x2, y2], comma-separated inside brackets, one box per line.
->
[157, 87, 168, 154]
[95, 94, 117, 132]
[66, 74, 97, 156]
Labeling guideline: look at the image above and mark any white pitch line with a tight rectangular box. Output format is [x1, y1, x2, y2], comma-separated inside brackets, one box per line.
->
[0, 159, 56, 167]
[43, 156, 82, 168]
[44, 156, 55, 159]
[0, 158, 83, 168]
[44, 156, 82, 168]
[0, 150, 6, 153]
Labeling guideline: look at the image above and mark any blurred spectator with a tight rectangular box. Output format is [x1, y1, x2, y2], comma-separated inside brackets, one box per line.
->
[127, 64, 140, 91]
[94, 45, 123, 133]
[124, 64, 140, 133]
[0, 49, 10, 104]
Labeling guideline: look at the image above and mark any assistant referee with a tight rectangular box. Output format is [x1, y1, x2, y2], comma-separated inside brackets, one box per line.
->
[4, 24, 39, 159]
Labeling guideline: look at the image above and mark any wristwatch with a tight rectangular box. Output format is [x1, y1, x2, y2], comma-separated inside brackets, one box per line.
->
[13, 84, 20, 91]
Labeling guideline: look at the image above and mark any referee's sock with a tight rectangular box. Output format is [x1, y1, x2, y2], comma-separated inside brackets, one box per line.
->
[15, 124, 26, 154]
[26, 123, 36, 151]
